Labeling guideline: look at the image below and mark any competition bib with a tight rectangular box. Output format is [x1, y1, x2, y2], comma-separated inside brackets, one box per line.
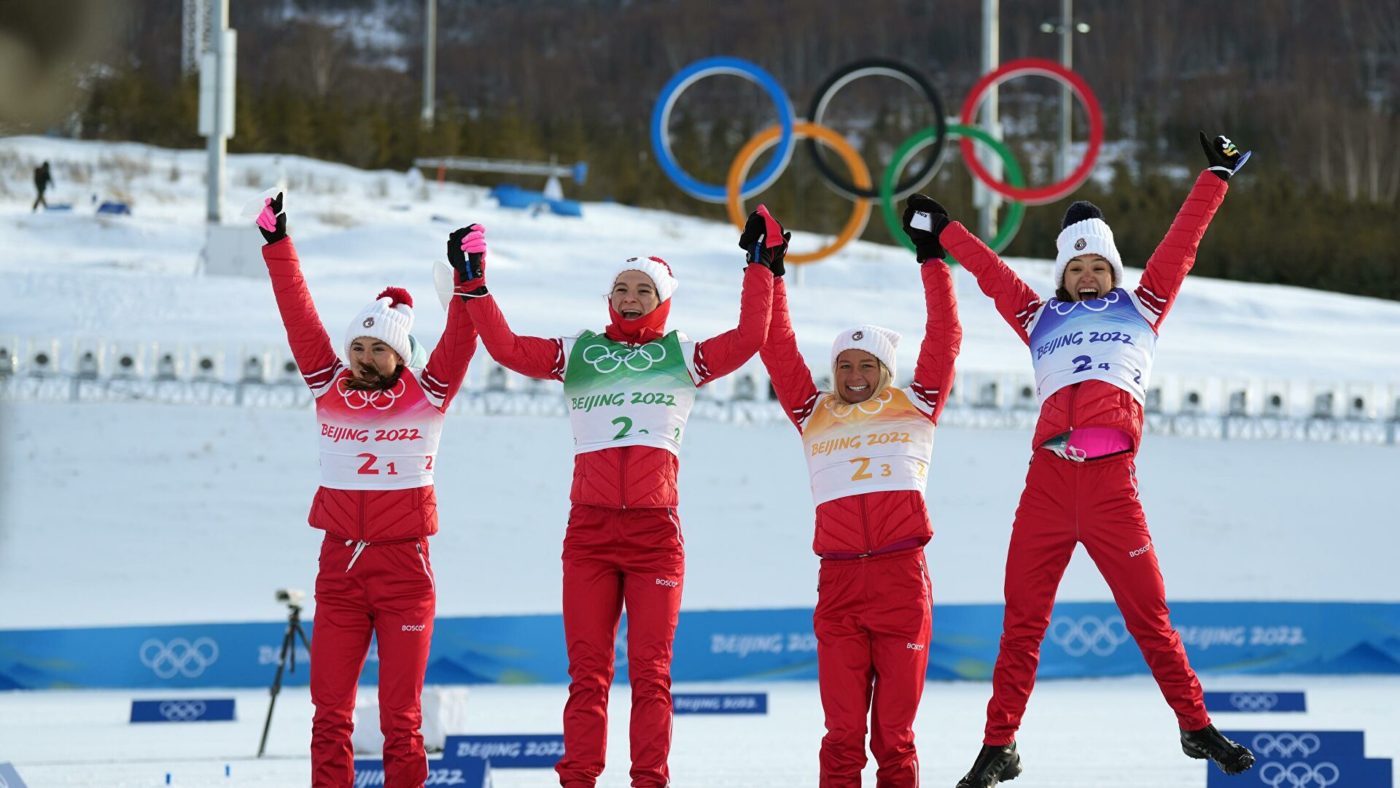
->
[1028, 289, 1157, 405]
[563, 331, 697, 456]
[315, 369, 445, 490]
[801, 389, 935, 506]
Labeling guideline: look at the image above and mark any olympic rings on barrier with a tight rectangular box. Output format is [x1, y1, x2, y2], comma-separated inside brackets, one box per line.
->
[958, 58, 1104, 205]
[725, 122, 873, 265]
[650, 56, 795, 203]
[880, 123, 1026, 257]
[805, 59, 948, 202]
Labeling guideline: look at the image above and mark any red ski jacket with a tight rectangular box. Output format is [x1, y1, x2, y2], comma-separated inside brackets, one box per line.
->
[761, 262, 961, 557]
[465, 263, 773, 509]
[942, 170, 1227, 453]
[263, 237, 478, 541]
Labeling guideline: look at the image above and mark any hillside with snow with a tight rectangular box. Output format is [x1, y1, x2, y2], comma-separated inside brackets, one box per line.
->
[1, 135, 1398, 630]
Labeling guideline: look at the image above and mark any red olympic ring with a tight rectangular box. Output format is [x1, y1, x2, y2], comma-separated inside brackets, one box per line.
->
[958, 58, 1103, 206]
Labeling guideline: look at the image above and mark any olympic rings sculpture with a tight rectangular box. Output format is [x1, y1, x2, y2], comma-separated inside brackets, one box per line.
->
[651, 56, 1103, 263]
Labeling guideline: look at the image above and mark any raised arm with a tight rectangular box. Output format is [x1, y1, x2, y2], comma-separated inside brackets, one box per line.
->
[420, 290, 479, 412]
[908, 259, 962, 423]
[689, 206, 786, 384]
[902, 194, 1042, 345]
[257, 194, 341, 395]
[1134, 133, 1245, 330]
[759, 277, 820, 432]
[447, 224, 567, 381]
[691, 263, 775, 384]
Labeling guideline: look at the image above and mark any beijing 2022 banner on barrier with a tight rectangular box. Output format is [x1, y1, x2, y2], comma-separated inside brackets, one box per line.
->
[0, 602, 1396, 689]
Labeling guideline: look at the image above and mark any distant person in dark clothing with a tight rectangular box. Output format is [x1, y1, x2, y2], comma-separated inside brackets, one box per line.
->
[32, 161, 53, 212]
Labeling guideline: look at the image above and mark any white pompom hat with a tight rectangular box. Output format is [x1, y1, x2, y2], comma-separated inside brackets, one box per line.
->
[614, 255, 678, 302]
[1053, 201, 1124, 290]
[345, 287, 414, 364]
[831, 324, 901, 380]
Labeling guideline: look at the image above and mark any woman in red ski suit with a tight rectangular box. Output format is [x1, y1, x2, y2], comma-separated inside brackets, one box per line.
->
[754, 205, 961, 787]
[902, 135, 1258, 788]
[257, 196, 479, 787]
[445, 218, 776, 787]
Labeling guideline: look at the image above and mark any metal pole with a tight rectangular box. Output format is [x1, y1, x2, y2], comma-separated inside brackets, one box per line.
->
[205, 0, 228, 223]
[1059, 0, 1073, 181]
[977, 0, 1001, 240]
[422, 0, 436, 127]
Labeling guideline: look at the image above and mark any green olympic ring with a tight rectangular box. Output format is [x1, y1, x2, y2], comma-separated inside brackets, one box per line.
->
[879, 123, 1027, 261]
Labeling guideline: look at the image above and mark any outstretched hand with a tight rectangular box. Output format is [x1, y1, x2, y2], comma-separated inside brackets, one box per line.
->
[901, 194, 950, 263]
[738, 204, 790, 277]
[256, 192, 287, 244]
[1199, 131, 1251, 181]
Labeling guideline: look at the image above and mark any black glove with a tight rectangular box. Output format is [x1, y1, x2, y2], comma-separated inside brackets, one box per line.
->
[901, 194, 950, 262]
[1200, 131, 1251, 181]
[256, 192, 287, 244]
[737, 204, 790, 277]
[447, 224, 487, 296]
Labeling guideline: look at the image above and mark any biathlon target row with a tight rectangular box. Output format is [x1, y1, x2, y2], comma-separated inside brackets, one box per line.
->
[650, 56, 1102, 263]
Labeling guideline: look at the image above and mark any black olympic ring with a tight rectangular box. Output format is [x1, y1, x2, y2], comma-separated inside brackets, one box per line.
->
[805, 59, 948, 201]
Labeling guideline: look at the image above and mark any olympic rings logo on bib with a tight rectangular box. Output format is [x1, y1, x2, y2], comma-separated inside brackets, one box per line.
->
[651, 57, 1102, 263]
[581, 342, 667, 374]
[826, 389, 893, 418]
[1048, 288, 1122, 315]
[336, 375, 406, 410]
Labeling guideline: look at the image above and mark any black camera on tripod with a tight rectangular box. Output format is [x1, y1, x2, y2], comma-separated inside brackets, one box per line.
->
[259, 586, 312, 757]
[275, 588, 306, 608]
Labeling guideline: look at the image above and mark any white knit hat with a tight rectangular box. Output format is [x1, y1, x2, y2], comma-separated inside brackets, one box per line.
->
[831, 324, 901, 380]
[345, 287, 414, 365]
[614, 255, 678, 302]
[1053, 201, 1123, 291]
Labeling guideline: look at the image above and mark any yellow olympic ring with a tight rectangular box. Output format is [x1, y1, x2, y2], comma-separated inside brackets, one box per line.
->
[725, 122, 872, 265]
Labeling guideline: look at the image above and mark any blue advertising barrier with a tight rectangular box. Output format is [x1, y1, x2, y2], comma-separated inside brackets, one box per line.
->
[444, 735, 564, 769]
[1209, 730, 1392, 788]
[2, 602, 1397, 689]
[0, 762, 30, 788]
[352, 756, 489, 788]
[1203, 691, 1306, 713]
[673, 692, 768, 715]
[130, 698, 236, 723]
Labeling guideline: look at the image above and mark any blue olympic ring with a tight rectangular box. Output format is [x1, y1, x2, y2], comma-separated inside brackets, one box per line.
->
[649, 56, 795, 203]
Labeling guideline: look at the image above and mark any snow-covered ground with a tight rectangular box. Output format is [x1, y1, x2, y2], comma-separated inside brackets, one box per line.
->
[1, 136, 1397, 786]
[5, 676, 1399, 787]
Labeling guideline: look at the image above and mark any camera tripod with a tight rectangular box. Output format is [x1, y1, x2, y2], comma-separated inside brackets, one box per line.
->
[257, 600, 312, 757]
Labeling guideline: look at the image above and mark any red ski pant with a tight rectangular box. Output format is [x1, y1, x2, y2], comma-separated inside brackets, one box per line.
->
[555, 505, 685, 788]
[815, 548, 932, 788]
[983, 452, 1210, 744]
[310, 535, 436, 788]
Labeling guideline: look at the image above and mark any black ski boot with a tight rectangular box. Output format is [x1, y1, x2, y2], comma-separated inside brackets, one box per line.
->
[1181, 724, 1255, 774]
[955, 742, 1022, 787]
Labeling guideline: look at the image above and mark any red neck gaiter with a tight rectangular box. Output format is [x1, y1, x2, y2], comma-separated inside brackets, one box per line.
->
[604, 299, 671, 345]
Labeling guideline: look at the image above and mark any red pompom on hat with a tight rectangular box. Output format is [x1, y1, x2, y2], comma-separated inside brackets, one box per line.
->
[377, 286, 413, 308]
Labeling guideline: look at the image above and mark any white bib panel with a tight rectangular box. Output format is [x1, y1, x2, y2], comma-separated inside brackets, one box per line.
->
[1028, 289, 1157, 405]
[315, 370, 444, 490]
[562, 331, 698, 456]
[801, 389, 935, 506]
